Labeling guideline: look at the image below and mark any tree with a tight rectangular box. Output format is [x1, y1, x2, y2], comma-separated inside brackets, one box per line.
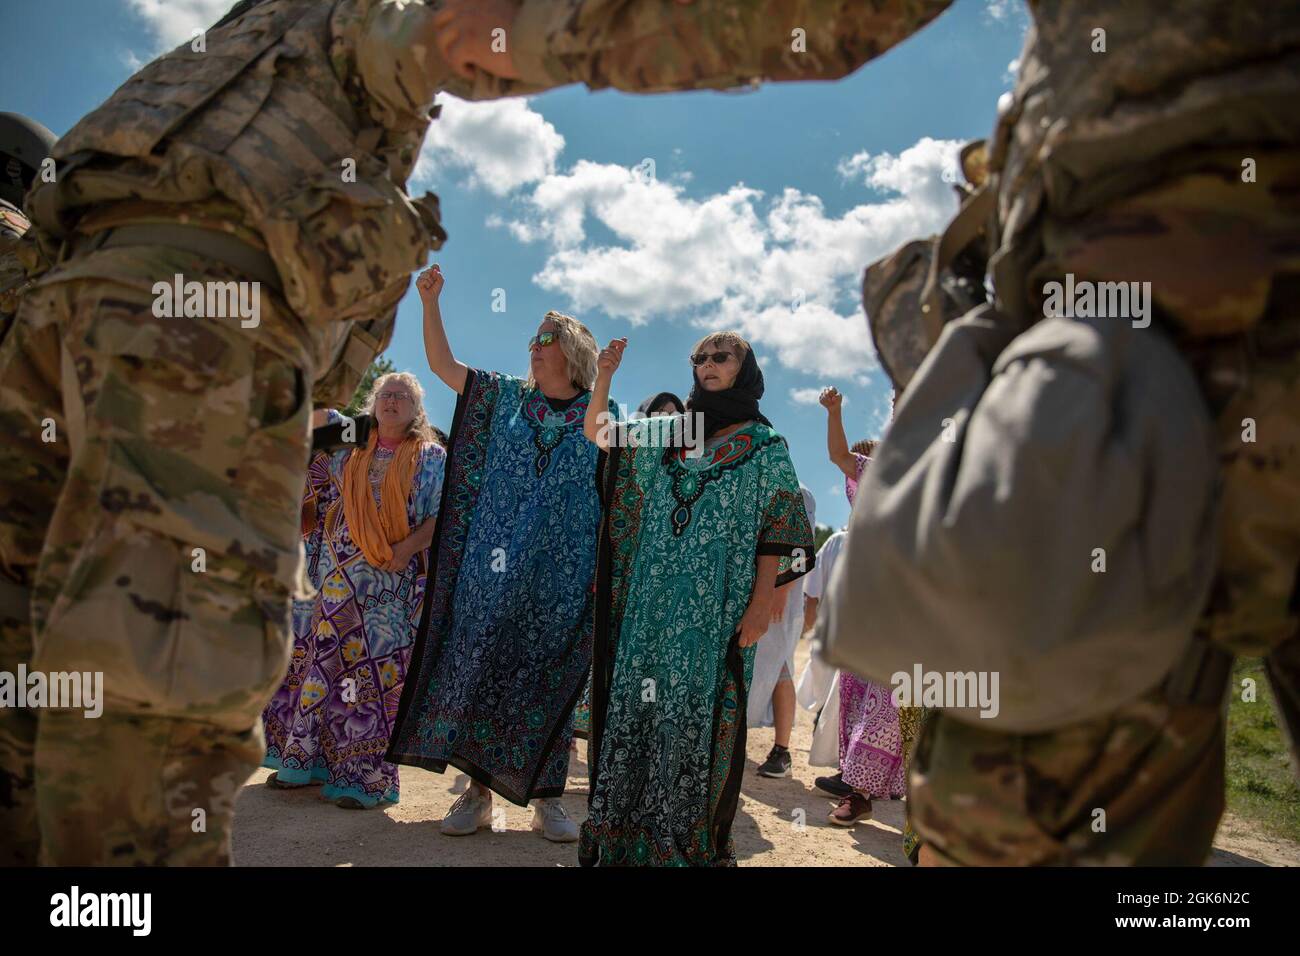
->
[813, 523, 834, 553]
[343, 356, 395, 417]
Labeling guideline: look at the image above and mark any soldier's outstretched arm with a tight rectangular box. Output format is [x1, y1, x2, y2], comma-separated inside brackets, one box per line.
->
[440, 0, 955, 94]
[352, 0, 549, 128]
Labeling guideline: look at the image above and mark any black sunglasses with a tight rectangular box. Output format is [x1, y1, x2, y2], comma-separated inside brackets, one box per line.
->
[691, 351, 734, 367]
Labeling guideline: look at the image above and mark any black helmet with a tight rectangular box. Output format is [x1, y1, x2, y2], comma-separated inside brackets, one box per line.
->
[0, 112, 56, 208]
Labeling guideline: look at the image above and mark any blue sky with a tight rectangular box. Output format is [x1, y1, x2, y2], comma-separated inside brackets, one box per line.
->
[4, 0, 1028, 530]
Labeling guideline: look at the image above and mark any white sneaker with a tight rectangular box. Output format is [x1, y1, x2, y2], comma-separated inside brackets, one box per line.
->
[531, 798, 578, 843]
[441, 789, 492, 836]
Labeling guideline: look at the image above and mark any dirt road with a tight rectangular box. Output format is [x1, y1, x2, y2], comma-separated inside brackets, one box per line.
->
[232, 643, 1299, 867]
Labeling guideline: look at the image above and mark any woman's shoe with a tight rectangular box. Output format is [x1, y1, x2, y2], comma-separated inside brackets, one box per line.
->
[441, 789, 493, 835]
[266, 771, 309, 790]
[813, 772, 854, 799]
[530, 798, 579, 843]
[828, 792, 873, 826]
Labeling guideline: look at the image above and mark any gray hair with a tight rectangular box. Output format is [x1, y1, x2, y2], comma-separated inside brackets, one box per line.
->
[361, 371, 439, 445]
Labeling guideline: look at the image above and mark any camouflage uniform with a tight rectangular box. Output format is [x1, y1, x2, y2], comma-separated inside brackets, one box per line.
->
[0, 0, 514, 865]
[0, 201, 37, 337]
[0, 197, 38, 864]
[0, 111, 57, 336]
[490, 0, 1300, 863]
[0, 114, 55, 865]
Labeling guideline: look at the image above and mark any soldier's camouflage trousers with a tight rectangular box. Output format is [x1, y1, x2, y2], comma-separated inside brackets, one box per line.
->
[909, 161, 1300, 865]
[910, 680, 1229, 865]
[0, 245, 310, 864]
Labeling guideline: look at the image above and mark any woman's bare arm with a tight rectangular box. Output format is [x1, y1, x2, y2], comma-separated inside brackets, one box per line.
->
[584, 337, 627, 450]
[416, 266, 469, 394]
[737, 553, 781, 647]
[820, 387, 858, 478]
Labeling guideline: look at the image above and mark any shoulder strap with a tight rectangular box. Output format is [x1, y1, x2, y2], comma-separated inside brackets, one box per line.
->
[919, 183, 995, 345]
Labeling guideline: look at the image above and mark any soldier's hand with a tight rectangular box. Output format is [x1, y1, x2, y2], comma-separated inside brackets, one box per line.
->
[416, 265, 444, 305]
[819, 386, 843, 411]
[433, 0, 522, 81]
[597, 338, 627, 378]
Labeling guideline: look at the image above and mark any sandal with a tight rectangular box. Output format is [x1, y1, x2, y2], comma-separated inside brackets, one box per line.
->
[267, 771, 310, 790]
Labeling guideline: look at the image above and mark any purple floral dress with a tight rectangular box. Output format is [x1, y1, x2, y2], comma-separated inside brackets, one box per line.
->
[263, 422, 445, 807]
[839, 452, 906, 798]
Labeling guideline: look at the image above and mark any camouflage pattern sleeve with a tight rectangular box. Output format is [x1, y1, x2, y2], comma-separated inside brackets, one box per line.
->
[509, 0, 954, 92]
[350, 0, 550, 128]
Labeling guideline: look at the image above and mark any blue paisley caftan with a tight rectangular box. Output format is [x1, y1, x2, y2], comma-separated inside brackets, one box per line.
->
[387, 370, 613, 804]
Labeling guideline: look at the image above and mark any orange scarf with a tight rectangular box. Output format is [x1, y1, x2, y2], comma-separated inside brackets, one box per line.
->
[341, 432, 421, 567]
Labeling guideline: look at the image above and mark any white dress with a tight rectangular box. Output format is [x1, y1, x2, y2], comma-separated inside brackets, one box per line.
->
[746, 486, 817, 728]
[796, 530, 848, 766]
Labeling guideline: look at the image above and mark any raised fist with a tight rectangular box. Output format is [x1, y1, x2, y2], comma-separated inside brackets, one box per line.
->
[416, 264, 444, 304]
[598, 337, 628, 377]
[819, 386, 843, 411]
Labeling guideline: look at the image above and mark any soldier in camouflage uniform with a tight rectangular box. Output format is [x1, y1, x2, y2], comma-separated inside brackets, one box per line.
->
[0, 0, 529, 866]
[0, 111, 56, 867]
[434, 0, 1300, 864]
[0, 113, 55, 343]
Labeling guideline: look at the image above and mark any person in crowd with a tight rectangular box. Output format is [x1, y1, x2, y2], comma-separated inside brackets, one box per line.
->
[750, 486, 817, 778]
[580, 332, 814, 865]
[263, 372, 446, 809]
[386, 264, 611, 844]
[800, 527, 850, 791]
[817, 387, 909, 825]
[637, 391, 687, 417]
[574, 388, 691, 742]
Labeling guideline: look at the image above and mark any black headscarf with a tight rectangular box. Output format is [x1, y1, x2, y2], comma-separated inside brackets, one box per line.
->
[637, 391, 686, 416]
[686, 347, 771, 439]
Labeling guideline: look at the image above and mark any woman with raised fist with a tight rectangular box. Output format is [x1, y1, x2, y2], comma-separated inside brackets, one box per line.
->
[387, 264, 614, 845]
[580, 331, 814, 866]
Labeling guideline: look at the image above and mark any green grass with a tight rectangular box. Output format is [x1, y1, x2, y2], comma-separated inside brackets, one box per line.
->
[1225, 657, 1300, 844]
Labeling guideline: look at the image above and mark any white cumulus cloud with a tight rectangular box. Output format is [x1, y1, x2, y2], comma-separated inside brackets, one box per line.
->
[985, 0, 1017, 20]
[126, 0, 233, 51]
[790, 387, 841, 406]
[496, 136, 963, 379]
[415, 96, 565, 197]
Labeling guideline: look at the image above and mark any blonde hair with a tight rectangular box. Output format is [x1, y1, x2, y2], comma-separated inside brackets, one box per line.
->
[526, 310, 599, 391]
[851, 438, 879, 457]
[690, 330, 751, 363]
[361, 371, 439, 445]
